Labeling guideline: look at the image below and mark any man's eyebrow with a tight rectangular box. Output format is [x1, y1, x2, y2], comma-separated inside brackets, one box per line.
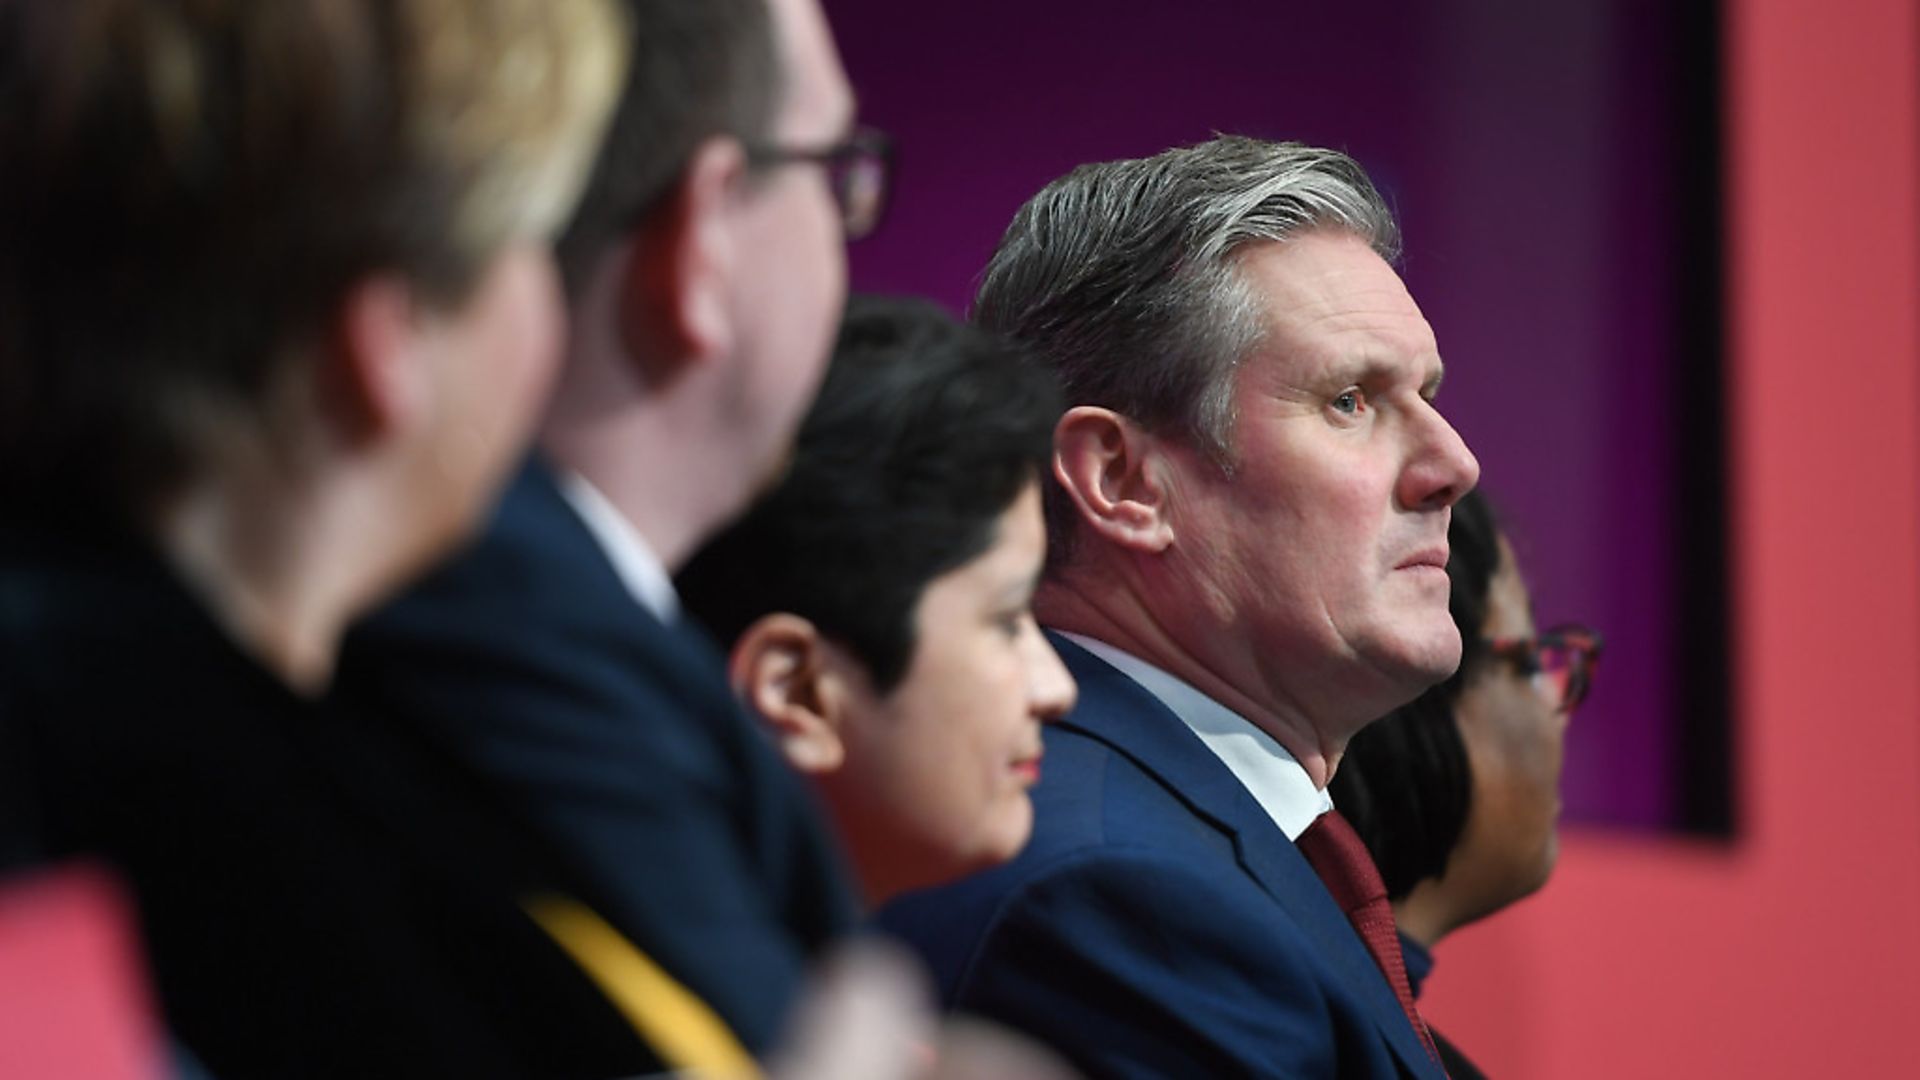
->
[1319, 358, 1398, 386]
[1300, 355, 1446, 395]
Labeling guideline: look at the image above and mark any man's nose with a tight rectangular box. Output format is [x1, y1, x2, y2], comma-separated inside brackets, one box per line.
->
[1397, 401, 1480, 511]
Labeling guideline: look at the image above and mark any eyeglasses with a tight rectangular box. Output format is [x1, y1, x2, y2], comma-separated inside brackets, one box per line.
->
[745, 125, 894, 241]
[1485, 623, 1603, 713]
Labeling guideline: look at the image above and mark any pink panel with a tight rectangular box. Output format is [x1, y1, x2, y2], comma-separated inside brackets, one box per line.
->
[1422, 0, 1920, 1074]
[0, 864, 166, 1079]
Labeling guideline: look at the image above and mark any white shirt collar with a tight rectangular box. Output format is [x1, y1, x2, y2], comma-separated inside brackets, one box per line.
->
[1058, 632, 1332, 841]
[555, 471, 681, 624]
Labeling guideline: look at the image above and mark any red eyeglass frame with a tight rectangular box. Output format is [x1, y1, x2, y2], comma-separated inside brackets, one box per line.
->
[1485, 623, 1604, 713]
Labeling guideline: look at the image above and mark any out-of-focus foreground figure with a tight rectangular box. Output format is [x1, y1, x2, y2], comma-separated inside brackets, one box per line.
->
[334, 0, 900, 1071]
[0, 0, 639, 1075]
[1330, 488, 1601, 1079]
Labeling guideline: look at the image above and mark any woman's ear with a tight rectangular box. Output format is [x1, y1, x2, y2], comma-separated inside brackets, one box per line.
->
[1051, 405, 1176, 553]
[323, 272, 432, 448]
[728, 612, 847, 774]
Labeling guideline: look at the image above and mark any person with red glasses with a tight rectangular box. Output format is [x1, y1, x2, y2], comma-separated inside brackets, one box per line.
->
[1329, 487, 1603, 1078]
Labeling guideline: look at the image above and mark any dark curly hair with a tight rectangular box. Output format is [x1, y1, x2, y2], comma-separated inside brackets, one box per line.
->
[678, 294, 1062, 691]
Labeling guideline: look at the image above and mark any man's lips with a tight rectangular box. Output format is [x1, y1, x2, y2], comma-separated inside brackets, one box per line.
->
[1010, 750, 1044, 782]
[1395, 545, 1450, 572]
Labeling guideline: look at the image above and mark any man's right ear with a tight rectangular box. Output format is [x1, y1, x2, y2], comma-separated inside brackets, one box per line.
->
[726, 612, 848, 775]
[618, 135, 748, 387]
[1051, 405, 1175, 553]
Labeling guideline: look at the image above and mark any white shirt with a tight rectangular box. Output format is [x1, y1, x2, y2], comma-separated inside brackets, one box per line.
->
[555, 471, 680, 624]
[1059, 632, 1332, 841]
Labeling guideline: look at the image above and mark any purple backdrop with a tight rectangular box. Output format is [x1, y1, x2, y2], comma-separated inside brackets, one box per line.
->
[826, 0, 1706, 829]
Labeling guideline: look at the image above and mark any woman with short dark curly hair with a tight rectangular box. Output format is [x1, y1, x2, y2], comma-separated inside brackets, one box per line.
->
[1331, 489, 1602, 1078]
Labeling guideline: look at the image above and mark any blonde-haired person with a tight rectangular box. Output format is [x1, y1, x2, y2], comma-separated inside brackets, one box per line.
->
[0, 0, 656, 1075]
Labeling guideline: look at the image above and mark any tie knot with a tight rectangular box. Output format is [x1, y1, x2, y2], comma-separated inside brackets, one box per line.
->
[1295, 809, 1389, 917]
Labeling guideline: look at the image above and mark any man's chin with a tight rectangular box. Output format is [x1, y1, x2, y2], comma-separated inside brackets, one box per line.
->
[751, 442, 796, 501]
[1369, 629, 1465, 703]
[1405, 623, 1465, 681]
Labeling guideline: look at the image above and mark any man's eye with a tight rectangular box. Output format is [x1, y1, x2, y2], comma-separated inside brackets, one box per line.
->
[1332, 390, 1364, 415]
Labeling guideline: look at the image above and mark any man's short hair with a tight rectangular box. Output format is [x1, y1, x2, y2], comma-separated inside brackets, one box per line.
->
[972, 135, 1399, 566]
[555, 0, 780, 291]
[678, 294, 1062, 692]
[0, 0, 624, 514]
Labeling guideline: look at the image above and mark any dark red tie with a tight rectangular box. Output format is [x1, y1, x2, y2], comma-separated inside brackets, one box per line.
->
[1295, 809, 1443, 1070]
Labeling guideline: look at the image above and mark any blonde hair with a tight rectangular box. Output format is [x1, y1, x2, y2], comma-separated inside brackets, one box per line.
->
[400, 0, 629, 289]
[0, 0, 627, 503]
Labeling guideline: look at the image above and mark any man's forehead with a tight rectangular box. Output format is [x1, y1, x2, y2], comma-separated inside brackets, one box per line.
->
[1234, 234, 1440, 377]
[769, 0, 854, 135]
[1238, 234, 1411, 312]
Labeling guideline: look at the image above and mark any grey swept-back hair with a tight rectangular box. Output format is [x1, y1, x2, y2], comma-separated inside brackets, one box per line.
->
[972, 135, 1400, 567]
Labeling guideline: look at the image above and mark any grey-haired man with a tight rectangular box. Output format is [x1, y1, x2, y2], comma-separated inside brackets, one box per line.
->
[880, 136, 1478, 1079]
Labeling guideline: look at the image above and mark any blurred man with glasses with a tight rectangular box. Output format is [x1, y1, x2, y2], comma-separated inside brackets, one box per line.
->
[337, 0, 896, 1068]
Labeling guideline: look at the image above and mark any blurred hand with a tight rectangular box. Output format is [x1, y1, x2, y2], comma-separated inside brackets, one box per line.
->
[922, 1017, 1078, 1080]
[767, 938, 933, 1080]
[765, 939, 1078, 1080]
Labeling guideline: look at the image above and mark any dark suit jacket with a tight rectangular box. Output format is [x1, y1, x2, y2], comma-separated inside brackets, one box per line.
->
[876, 634, 1448, 1079]
[0, 519, 654, 1078]
[1405, 933, 1488, 1079]
[337, 458, 858, 1055]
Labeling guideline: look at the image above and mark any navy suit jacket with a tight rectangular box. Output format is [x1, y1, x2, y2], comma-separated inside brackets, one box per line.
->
[876, 634, 1447, 1079]
[337, 459, 858, 1055]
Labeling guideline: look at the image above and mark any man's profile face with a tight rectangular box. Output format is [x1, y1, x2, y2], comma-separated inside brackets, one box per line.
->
[1164, 230, 1480, 726]
[723, 0, 854, 497]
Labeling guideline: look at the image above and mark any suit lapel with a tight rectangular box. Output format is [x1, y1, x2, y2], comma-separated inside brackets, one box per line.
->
[517, 456, 858, 908]
[504, 458, 738, 719]
[1048, 634, 1444, 1079]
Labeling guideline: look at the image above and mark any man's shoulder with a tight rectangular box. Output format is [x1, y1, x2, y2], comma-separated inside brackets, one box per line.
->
[877, 799, 1341, 1080]
[887, 808, 1254, 936]
[331, 464, 858, 1052]
[1025, 718, 1235, 860]
[367, 460, 636, 632]
[335, 460, 739, 789]
[347, 459, 708, 682]
[875, 719, 1255, 994]
[900, 637, 1261, 908]
[877, 717, 1417, 1078]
